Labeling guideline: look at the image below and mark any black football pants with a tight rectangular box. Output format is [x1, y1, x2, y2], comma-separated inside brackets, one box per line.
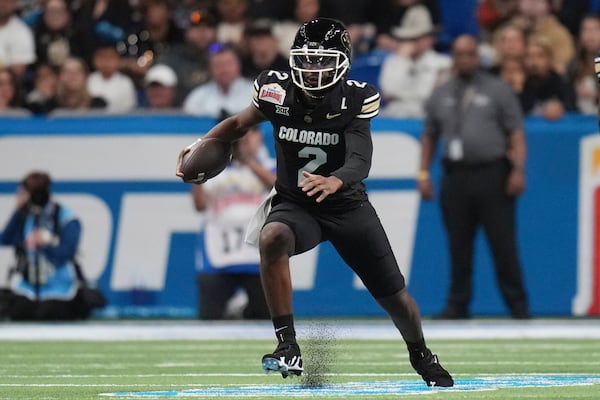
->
[440, 159, 528, 315]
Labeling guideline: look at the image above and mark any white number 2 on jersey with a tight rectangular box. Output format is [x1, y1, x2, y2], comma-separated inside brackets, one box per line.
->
[297, 146, 327, 186]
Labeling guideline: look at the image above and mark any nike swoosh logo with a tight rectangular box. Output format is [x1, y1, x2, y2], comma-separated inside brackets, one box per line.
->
[326, 113, 341, 119]
[275, 326, 288, 333]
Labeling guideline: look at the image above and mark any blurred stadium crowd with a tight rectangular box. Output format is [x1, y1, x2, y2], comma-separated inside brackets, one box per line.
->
[0, 0, 599, 120]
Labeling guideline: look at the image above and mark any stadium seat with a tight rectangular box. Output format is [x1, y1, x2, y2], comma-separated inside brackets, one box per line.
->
[436, 0, 479, 52]
[348, 50, 391, 90]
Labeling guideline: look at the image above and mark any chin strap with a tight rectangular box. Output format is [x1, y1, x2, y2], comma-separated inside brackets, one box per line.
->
[302, 89, 325, 100]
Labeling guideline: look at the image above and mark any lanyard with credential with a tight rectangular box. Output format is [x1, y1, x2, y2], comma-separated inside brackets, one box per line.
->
[448, 83, 476, 161]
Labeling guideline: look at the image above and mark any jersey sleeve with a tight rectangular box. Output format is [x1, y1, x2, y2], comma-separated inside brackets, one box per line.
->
[252, 70, 288, 114]
[251, 73, 264, 110]
[330, 118, 373, 186]
[329, 83, 379, 185]
[356, 84, 381, 119]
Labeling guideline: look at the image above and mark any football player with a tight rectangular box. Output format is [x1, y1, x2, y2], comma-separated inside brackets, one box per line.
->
[177, 18, 453, 387]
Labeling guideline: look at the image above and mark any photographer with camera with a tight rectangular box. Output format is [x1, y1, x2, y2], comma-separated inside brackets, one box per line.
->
[0, 171, 103, 320]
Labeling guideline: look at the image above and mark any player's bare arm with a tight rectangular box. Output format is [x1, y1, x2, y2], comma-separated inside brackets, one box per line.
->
[205, 105, 267, 142]
[176, 105, 266, 177]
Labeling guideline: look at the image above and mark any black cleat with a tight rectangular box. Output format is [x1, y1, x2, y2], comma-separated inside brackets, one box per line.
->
[262, 342, 303, 378]
[411, 350, 454, 387]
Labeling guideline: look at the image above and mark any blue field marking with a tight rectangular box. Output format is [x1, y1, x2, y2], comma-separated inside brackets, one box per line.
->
[102, 375, 600, 397]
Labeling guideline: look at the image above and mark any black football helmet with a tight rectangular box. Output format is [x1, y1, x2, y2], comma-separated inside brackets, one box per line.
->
[289, 18, 352, 92]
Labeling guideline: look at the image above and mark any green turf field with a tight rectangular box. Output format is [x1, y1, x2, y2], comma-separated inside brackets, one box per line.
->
[1, 336, 599, 399]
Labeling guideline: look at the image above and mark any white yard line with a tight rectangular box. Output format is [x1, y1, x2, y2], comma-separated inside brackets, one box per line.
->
[1, 319, 600, 340]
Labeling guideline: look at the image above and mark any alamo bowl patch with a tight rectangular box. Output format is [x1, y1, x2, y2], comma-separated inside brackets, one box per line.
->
[259, 83, 286, 105]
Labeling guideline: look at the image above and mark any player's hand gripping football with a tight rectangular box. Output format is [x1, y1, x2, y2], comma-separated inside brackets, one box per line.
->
[299, 171, 343, 203]
[175, 146, 191, 180]
[176, 137, 232, 184]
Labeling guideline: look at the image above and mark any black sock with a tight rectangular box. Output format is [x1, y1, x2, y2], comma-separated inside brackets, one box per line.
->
[272, 314, 296, 344]
[407, 338, 428, 360]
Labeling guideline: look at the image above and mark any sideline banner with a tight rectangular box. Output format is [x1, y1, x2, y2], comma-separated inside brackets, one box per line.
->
[0, 114, 597, 317]
[575, 134, 600, 315]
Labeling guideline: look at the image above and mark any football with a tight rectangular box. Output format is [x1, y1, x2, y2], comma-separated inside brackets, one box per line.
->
[180, 137, 232, 183]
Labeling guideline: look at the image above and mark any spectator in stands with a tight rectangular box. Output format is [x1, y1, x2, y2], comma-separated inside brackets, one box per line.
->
[320, 0, 378, 55]
[138, 0, 185, 62]
[142, 63, 179, 110]
[246, 0, 293, 21]
[486, 23, 527, 72]
[25, 63, 59, 115]
[16, 0, 44, 18]
[498, 58, 526, 96]
[378, 5, 451, 118]
[372, 0, 442, 53]
[70, 0, 139, 67]
[273, 0, 321, 57]
[192, 124, 274, 320]
[172, 1, 218, 29]
[87, 45, 137, 113]
[55, 57, 107, 112]
[183, 44, 253, 118]
[479, 0, 587, 40]
[215, 0, 250, 50]
[0, 68, 26, 112]
[32, 0, 73, 68]
[97, 0, 184, 88]
[157, 8, 218, 105]
[520, 34, 576, 119]
[550, 0, 590, 38]
[510, 0, 575, 75]
[566, 14, 600, 115]
[172, 1, 199, 27]
[320, 0, 373, 28]
[241, 21, 289, 80]
[0, 0, 37, 78]
[477, 0, 520, 42]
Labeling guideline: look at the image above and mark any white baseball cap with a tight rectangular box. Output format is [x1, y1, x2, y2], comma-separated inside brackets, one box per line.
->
[391, 5, 438, 40]
[144, 64, 178, 87]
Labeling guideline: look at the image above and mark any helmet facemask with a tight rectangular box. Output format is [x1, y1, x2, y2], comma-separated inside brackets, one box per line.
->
[290, 47, 349, 92]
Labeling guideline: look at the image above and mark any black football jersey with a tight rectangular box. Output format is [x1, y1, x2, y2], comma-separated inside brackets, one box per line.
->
[252, 70, 381, 211]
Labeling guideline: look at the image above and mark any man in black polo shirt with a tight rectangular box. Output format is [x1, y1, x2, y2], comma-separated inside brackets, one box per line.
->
[418, 34, 530, 319]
